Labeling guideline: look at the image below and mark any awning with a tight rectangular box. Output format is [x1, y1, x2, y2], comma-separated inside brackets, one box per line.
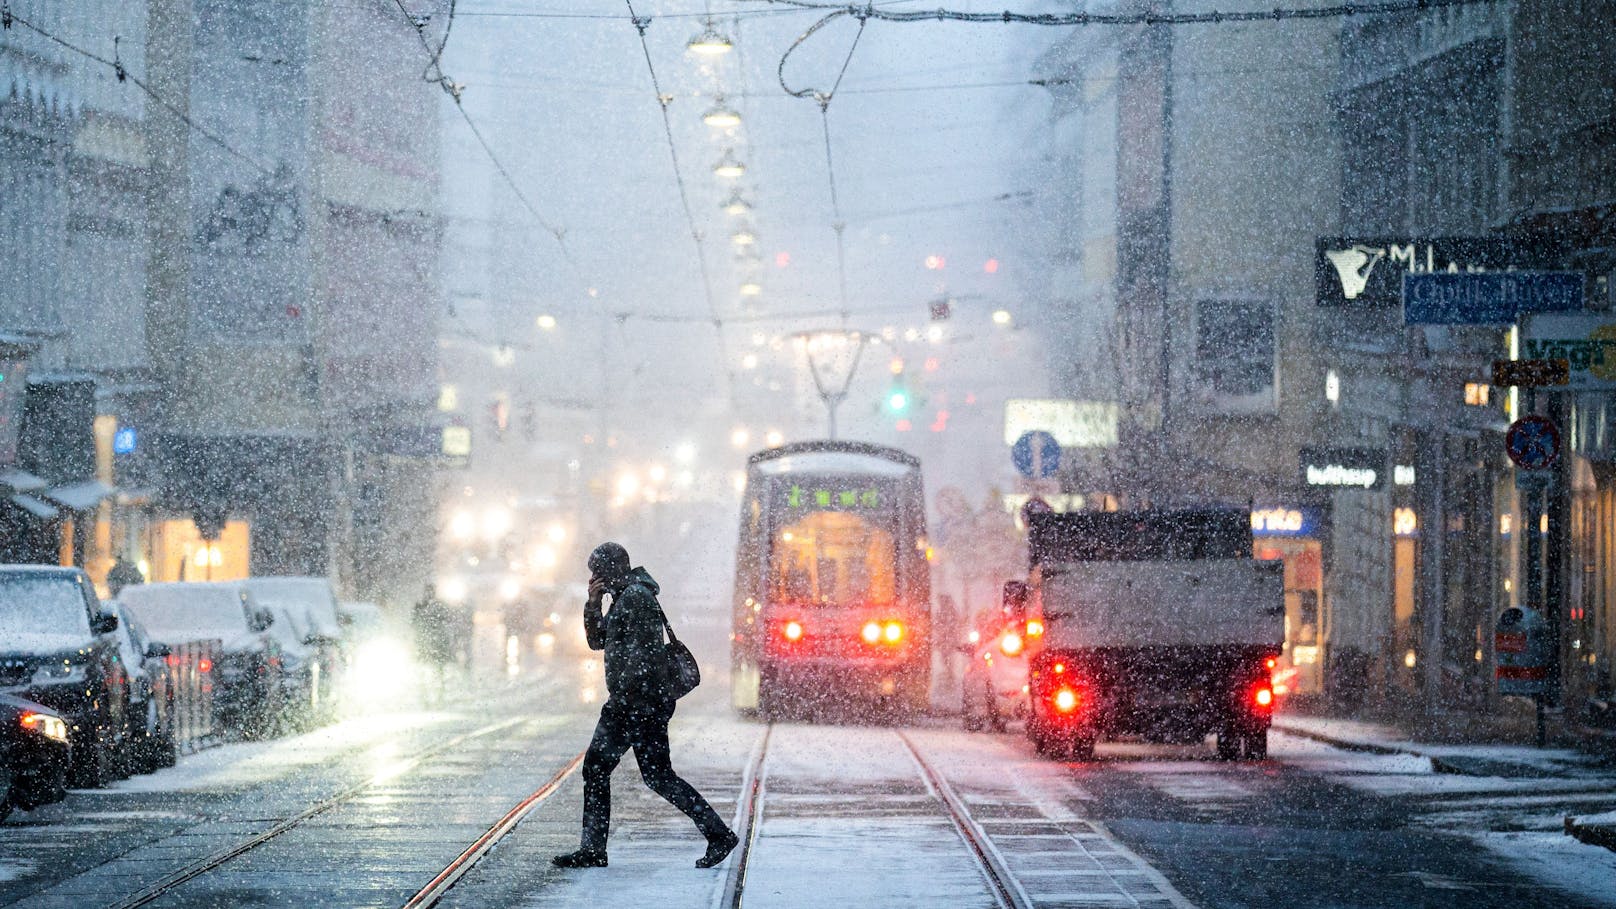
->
[8, 495, 59, 520]
[0, 469, 47, 494]
[41, 479, 117, 512]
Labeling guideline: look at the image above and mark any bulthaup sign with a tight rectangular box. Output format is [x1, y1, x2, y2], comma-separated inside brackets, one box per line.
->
[1300, 447, 1386, 490]
[1403, 271, 1583, 325]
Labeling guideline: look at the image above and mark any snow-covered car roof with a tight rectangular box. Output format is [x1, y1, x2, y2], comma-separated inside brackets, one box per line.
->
[245, 577, 342, 637]
[117, 582, 254, 647]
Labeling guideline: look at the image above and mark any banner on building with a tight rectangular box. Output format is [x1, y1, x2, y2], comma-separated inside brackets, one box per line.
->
[1520, 313, 1616, 390]
[1315, 236, 1562, 308]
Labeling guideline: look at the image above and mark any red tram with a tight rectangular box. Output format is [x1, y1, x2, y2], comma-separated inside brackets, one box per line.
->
[730, 441, 931, 719]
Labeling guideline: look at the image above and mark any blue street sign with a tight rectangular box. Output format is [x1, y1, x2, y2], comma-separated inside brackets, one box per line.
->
[1505, 415, 1560, 471]
[1403, 271, 1583, 325]
[1012, 430, 1062, 479]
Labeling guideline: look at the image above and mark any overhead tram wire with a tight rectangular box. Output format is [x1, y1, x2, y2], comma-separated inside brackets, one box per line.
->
[2, 9, 272, 177]
[747, 0, 1506, 26]
[389, 0, 591, 293]
[622, 0, 736, 403]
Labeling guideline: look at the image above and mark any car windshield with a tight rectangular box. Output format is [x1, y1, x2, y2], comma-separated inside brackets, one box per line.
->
[0, 575, 91, 643]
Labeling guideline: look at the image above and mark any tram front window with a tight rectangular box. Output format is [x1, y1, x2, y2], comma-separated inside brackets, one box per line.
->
[771, 511, 896, 608]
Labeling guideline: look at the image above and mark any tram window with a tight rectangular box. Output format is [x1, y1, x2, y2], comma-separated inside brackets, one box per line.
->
[770, 511, 896, 607]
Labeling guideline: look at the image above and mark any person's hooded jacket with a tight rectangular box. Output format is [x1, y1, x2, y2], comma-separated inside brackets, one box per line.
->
[585, 567, 670, 704]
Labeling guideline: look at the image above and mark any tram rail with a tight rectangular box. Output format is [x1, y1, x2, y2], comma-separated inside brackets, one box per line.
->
[718, 724, 772, 909]
[103, 716, 528, 909]
[898, 731, 1035, 909]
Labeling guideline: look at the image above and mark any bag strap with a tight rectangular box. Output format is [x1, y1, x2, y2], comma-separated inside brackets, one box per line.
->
[628, 581, 680, 644]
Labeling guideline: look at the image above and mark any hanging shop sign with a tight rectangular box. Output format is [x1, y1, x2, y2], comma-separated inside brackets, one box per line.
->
[1491, 358, 1570, 388]
[1315, 236, 1562, 308]
[1519, 313, 1616, 390]
[1403, 272, 1583, 324]
[1300, 447, 1386, 490]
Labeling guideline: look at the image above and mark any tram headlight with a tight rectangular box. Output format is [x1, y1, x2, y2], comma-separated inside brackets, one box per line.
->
[783, 621, 804, 642]
[883, 621, 904, 644]
[862, 621, 882, 644]
[1025, 619, 1044, 638]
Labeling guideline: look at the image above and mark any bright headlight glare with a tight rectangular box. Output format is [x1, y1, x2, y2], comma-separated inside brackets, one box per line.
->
[20, 711, 68, 743]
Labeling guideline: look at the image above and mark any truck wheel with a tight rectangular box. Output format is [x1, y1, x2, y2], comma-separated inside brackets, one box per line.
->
[1214, 730, 1241, 761]
[1068, 735, 1096, 762]
[1242, 731, 1268, 760]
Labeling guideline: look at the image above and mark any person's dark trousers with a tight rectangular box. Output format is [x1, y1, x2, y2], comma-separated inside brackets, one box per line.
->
[581, 697, 727, 852]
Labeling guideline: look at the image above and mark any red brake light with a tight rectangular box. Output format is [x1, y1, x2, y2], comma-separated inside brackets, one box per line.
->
[1053, 688, 1079, 712]
[1254, 687, 1274, 708]
[198, 658, 213, 673]
[1052, 662, 1065, 674]
[1265, 657, 1277, 670]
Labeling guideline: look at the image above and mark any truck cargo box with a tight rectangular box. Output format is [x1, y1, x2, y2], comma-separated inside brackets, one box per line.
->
[1037, 559, 1284, 649]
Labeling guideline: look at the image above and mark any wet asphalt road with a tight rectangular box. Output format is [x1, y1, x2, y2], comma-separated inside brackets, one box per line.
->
[3, 614, 1614, 909]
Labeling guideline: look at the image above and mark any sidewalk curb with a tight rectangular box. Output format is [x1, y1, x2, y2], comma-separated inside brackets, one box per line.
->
[1272, 720, 1467, 774]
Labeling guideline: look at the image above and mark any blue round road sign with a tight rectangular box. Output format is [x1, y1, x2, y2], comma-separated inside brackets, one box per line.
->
[1505, 415, 1560, 470]
[1012, 430, 1062, 479]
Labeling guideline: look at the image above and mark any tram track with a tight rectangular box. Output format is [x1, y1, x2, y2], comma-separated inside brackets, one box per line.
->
[402, 751, 585, 909]
[717, 723, 772, 909]
[103, 715, 529, 909]
[898, 731, 1034, 909]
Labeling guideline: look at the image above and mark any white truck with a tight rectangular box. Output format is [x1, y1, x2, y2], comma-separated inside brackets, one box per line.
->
[1023, 508, 1284, 761]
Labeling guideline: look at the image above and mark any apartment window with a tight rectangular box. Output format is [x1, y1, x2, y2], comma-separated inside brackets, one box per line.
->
[1194, 299, 1276, 414]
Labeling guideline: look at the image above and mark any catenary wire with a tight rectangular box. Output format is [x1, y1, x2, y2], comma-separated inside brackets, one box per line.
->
[623, 0, 737, 396]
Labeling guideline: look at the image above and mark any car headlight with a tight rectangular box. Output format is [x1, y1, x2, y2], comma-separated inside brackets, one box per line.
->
[20, 710, 69, 743]
[32, 660, 87, 686]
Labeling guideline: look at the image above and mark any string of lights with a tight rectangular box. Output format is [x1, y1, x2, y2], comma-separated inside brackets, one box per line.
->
[623, 0, 735, 396]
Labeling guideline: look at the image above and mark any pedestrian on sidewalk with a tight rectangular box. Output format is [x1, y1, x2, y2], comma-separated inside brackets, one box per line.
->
[552, 542, 738, 870]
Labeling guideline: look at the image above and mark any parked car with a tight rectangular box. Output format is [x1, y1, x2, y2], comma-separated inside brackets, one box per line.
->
[0, 566, 129, 788]
[118, 582, 284, 739]
[336, 601, 383, 644]
[246, 578, 346, 717]
[258, 600, 320, 730]
[0, 693, 71, 821]
[105, 603, 178, 773]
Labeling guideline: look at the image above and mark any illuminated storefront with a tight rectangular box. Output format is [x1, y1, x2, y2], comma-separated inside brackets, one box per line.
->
[1251, 506, 1325, 697]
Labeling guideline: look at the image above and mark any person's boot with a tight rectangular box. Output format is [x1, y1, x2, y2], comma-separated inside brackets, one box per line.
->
[551, 848, 608, 868]
[695, 829, 739, 868]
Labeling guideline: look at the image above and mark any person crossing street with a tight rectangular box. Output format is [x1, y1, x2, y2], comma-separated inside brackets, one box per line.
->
[552, 542, 738, 870]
